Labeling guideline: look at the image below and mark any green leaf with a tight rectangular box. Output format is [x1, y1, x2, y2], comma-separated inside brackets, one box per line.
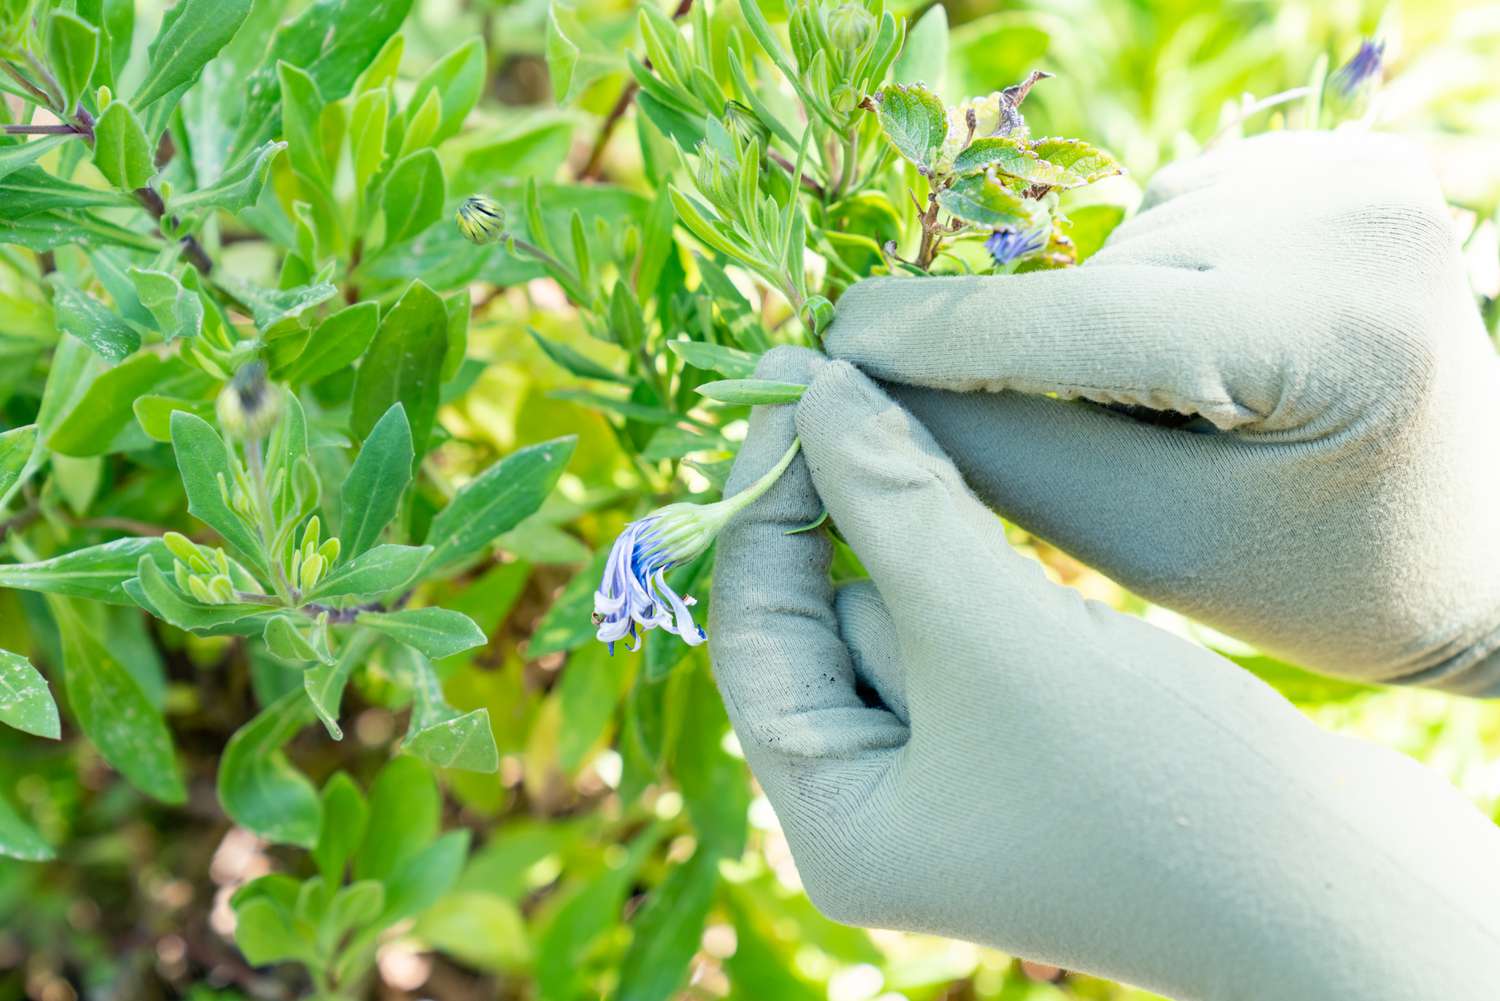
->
[528, 548, 610, 658]
[357, 607, 487, 660]
[545, 4, 579, 104]
[408, 38, 484, 145]
[1065, 203, 1126, 262]
[306, 544, 429, 602]
[171, 140, 286, 216]
[127, 267, 203, 341]
[0, 536, 169, 605]
[381, 149, 445, 246]
[528, 327, 629, 384]
[0, 135, 72, 186]
[615, 849, 721, 1001]
[0, 425, 37, 499]
[218, 689, 320, 847]
[49, 352, 194, 456]
[556, 642, 630, 772]
[304, 632, 371, 740]
[695, 379, 805, 405]
[263, 614, 329, 666]
[0, 167, 131, 219]
[277, 299, 379, 386]
[423, 436, 576, 571]
[413, 892, 530, 971]
[674, 664, 748, 856]
[381, 829, 470, 923]
[133, 0, 253, 112]
[351, 280, 447, 453]
[891, 4, 947, 91]
[874, 82, 947, 173]
[313, 772, 368, 887]
[665, 340, 759, 380]
[169, 411, 270, 579]
[125, 555, 273, 634]
[339, 402, 413, 557]
[277, 61, 327, 185]
[0, 791, 53, 861]
[53, 601, 185, 803]
[0, 649, 60, 740]
[1026, 137, 1124, 188]
[937, 171, 1041, 229]
[952, 135, 1049, 180]
[355, 755, 439, 882]
[234, 896, 316, 966]
[47, 275, 140, 362]
[400, 648, 499, 772]
[217, 276, 337, 332]
[45, 12, 100, 114]
[133, 395, 211, 442]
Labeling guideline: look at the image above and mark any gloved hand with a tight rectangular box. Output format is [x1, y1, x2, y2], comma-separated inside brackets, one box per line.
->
[709, 348, 1500, 1001]
[822, 130, 1500, 693]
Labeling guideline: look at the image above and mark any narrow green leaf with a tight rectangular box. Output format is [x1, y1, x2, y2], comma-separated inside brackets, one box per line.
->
[0, 649, 60, 739]
[171, 140, 286, 216]
[46, 12, 100, 113]
[169, 411, 269, 578]
[528, 327, 629, 384]
[133, 0, 253, 111]
[408, 38, 484, 144]
[357, 607, 487, 660]
[665, 340, 759, 380]
[128, 267, 204, 341]
[0, 135, 72, 186]
[694, 379, 805, 405]
[125, 555, 272, 634]
[313, 772, 368, 887]
[615, 850, 721, 1001]
[54, 601, 185, 803]
[355, 755, 438, 881]
[0, 794, 53, 861]
[351, 280, 447, 453]
[381, 149, 445, 246]
[890, 4, 946, 91]
[93, 100, 154, 190]
[218, 689, 320, 847]
[49, 352, 194, 456]
[47, 275, 140, 362]
[0, 536, 169, 605]
[545, 4, 579, 103]
[0, 167, 131, 219]
[380, 829, 470, 923]
[277, 299, 378, 386]
[339, 402, 412, 556]
[423, 436, 576, 571]
[307, 544, 429, 602]
[0, 425, 37, 499]
[304, 632, 371, 740]
[528, 548, 610, 658]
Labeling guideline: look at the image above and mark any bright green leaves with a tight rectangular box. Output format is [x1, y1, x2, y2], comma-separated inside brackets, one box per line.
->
[616, 849, 722, 1001]
[0, 425, 36, 499]
[938, 171, 1046, 230]
[952, 135, 1122, 189]
[0, 792, 54, 862]
[49, 351, 198, 455]
[874, 82, 947, 174]
[423, 436, 577, 572]
[172, 140, 286, 217]
[313, 772, 368, 888]
[0, 537, 169, 605]
[339, 404, 413, 556]
[45, 12, 99, 114]
[218, 690, 321, 847]
[356, 755, 438, 881]
[407, 38, 484, 145]
[277, 300, 378, 386]
[399, 648, 498, 773]
[357, 607, 486, 660]
[695, 379, 806, 406]
[132, 0, 253, 112]
[382, 149, 446, 246]
[0, 649, 60, 740]
[169, 412, 270, 580]
[351, 280, 447, 453]
[128, 267, 203, 341]
[306, 544, 428, 602]
[53, 600, 185, 803]
[666, 340, 759, 380]
[47, 275, 139, 361]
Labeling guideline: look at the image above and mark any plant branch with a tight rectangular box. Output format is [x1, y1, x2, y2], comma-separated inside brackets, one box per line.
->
[769, 149, 826, 198]
[134, 185, 215, 275]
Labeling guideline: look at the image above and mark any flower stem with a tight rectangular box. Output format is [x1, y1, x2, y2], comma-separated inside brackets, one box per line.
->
[723, 437, 801, 517]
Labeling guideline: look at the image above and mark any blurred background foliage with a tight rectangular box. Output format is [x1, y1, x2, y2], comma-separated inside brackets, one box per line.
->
[2, 0, 1500, 999]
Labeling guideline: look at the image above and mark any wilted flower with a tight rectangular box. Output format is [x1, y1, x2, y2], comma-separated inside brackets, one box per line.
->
[594, 439, 801, 652]
[1330, 39, 1384, 98]
[216, 361, 282, 441]
[456, 195, 506, 245]
[985, 226, 1048, 266]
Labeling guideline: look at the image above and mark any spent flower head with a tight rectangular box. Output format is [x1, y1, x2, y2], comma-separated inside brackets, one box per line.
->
[216, 362, 282, 441]
[985, 226, 1048, 266]
[456, 195, 506, 245]
[594, 439, 801, 652]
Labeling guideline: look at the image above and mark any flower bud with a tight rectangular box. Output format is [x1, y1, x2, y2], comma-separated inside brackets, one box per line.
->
[827, 3, 875, 53]
[216, 361, 282, 441]
[456, 195, 506, 245]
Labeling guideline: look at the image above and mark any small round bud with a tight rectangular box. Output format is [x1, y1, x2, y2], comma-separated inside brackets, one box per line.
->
[456, 195, 506, 245]
[216, 361, 282, 441]
[827, 3, 876, 53]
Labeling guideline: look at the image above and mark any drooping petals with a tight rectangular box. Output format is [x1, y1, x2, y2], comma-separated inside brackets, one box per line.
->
[1331, 39, 1385, 99]
[985, 226, 1048, 266]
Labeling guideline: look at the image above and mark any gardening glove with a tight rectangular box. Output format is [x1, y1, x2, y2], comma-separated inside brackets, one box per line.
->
[709, 347, 1500, 1001]
[822, 129, 1500, 693]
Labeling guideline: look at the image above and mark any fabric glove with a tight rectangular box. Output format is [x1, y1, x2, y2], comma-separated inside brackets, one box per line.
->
[709, 347, 1500, 1001]
[822, 130, 1500, 693]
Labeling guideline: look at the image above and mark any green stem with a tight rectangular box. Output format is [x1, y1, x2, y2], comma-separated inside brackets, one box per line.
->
[722, 436, 800, 517]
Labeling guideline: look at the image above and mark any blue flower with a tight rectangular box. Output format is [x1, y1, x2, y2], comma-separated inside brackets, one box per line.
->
[593, 438, 802, 652]
[592, 512, 706, 653]
[985, 226, 1047, 266]
[1331, 39, 1384, 98]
